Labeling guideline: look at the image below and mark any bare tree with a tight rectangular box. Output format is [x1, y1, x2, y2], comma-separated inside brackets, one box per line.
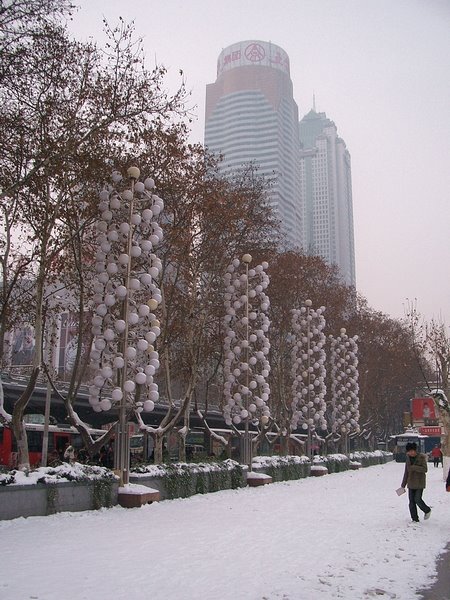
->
[0, 12, 187, 468]
[350, 299, 430, 446]
[135, 155, 279, 463]
[266, 250, 353, 455]
[425, 319, 449, 395]
[429, 390, 450, 474]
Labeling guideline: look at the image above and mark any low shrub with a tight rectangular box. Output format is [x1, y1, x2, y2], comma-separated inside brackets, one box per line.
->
[132, 460, 245, 500]
[252, 455, 311, 482]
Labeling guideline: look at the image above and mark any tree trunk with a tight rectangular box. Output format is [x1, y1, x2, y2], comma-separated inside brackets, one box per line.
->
[440, 411, 450, 480]
[280, 431, 289, 456]
[11, 229, 48, 468]
[178, 431, 187, 462]
[11, 367, 40, 469]
[154, 433, 164, 464]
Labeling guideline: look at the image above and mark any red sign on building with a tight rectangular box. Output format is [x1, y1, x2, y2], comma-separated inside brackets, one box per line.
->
[419, 426, 442, 436]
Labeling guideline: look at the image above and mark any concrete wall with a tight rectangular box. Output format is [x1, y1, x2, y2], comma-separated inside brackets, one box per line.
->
[0, 480, 119, 521]
[0, 453, 393, 520]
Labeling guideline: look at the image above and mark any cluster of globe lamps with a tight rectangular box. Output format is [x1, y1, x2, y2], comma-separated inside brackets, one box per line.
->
[329, 328, 360, 440]
[89, 166, 164, 421]
[222, 254, 271, 430]
[86, 168, 361, 469]
[290, 301, 327, 451]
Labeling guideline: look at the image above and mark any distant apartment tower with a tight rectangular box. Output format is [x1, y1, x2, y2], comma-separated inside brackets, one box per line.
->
[299, 109, 356, 287]
[205, 40, 302, 248]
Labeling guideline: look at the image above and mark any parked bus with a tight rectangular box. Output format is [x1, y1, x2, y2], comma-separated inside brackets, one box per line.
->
[390, 430, 428, 463]
[0, 421, 105, 468]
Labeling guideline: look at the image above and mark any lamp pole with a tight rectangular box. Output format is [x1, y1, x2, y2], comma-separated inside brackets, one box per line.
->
[115, 167, 138, 485]
[291, 301, 327, 457]
[223, 255, 271, 470]
[241, 253, 252, 468]
[89, 166, 164, 486]
[330, 328, 359, 455]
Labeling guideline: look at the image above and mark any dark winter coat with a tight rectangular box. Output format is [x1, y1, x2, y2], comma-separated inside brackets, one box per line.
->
[401, 453, 428, 490]
[446, 467, 450, 489]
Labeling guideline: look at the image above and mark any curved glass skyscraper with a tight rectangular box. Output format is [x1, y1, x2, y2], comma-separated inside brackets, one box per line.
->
[205, 40, 302, 248]
[299, 109, 356, 287]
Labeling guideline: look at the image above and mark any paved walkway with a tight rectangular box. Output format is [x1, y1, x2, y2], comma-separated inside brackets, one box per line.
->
[418, 542, 450, 600]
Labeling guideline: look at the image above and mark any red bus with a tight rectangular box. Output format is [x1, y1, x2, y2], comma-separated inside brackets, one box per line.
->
[0, 421, 105, 468]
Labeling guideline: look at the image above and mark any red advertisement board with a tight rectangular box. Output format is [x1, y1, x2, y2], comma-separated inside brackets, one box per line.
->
[419, 426, 442, 436]
[411, 398, 436, 421]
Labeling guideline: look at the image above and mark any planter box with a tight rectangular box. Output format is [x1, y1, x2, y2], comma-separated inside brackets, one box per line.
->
[247, 472, 273, 487]
[0, 453, 394, 520]
[251, 457, 311, 482]
[349, 451, 393, 467]
[130, 462, 246, 500]
[0, 480, 118, 521]
[349, 461, 362, 470]
[311, 466, 328, 477]
[118, 485, 160, 508]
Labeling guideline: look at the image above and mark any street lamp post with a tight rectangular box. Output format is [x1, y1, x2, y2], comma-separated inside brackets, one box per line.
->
[223, 254, 271, 469]
[89, 167, 164, 486]
[329, 328, 360, 454]
[291, 301, 327, 457]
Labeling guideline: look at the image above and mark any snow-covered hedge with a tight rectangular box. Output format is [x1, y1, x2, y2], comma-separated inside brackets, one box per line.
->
[251, 455, 310, 481]
[0, 463, 119, 519]
[251, 452, 391, 479]
[312, 454, 350, 473]
[131, 459, 246, 499]
[349, 450, 393, 467]
[0, 463, 117, 486]
[0, 452, 394, 519]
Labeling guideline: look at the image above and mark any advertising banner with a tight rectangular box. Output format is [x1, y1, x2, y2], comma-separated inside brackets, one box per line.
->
[411, 398, 436, 423]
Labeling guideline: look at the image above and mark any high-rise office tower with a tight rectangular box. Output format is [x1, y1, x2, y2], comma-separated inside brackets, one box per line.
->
[205, 40, 302, 248]
[299, 109, 356, 287]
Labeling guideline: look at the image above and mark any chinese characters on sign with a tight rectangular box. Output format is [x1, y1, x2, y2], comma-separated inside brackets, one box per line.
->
[217, 42, 289, 75]
[419, 426, 442, 436]
[269, 51, 289, 70]
[218, 49, 242, 74]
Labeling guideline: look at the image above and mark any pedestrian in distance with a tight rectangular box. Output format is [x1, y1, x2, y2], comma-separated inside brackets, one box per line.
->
[431, 445, 443, 468]
[63, 444, 76, 464]
[399, 442, 431, 522]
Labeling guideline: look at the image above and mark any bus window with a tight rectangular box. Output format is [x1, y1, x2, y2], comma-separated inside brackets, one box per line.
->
[47, 435, 55, 452]
[55, 433, 70, 456]
[71, 434, 83, 449]
[27, 430, 43, 453]
[393, 435, 427, 462]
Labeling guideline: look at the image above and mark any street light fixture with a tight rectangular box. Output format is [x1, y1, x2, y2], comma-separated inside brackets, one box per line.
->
[223, 255, 271, 468]
[291, 301, 327, 457]
[89, 167, 164, 485]
[329, 328, 360, 453]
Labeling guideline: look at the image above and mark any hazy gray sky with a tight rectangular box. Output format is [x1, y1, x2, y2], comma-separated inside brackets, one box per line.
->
[71, 0, 450, 325]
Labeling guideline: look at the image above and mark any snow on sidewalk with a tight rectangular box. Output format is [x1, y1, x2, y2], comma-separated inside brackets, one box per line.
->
[0, 461, 449, 600]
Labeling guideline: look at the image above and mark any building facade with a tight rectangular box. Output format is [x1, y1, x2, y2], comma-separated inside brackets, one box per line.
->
[299, 109, 356, 287]
[205, 41, 356, 286]
[205, 40, 302, 248]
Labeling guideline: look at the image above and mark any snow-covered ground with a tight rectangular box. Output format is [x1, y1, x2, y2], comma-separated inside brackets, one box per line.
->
[1, 461, 449, 600]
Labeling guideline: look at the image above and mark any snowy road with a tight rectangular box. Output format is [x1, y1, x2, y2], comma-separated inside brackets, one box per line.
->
[1, 461, 449, 599]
